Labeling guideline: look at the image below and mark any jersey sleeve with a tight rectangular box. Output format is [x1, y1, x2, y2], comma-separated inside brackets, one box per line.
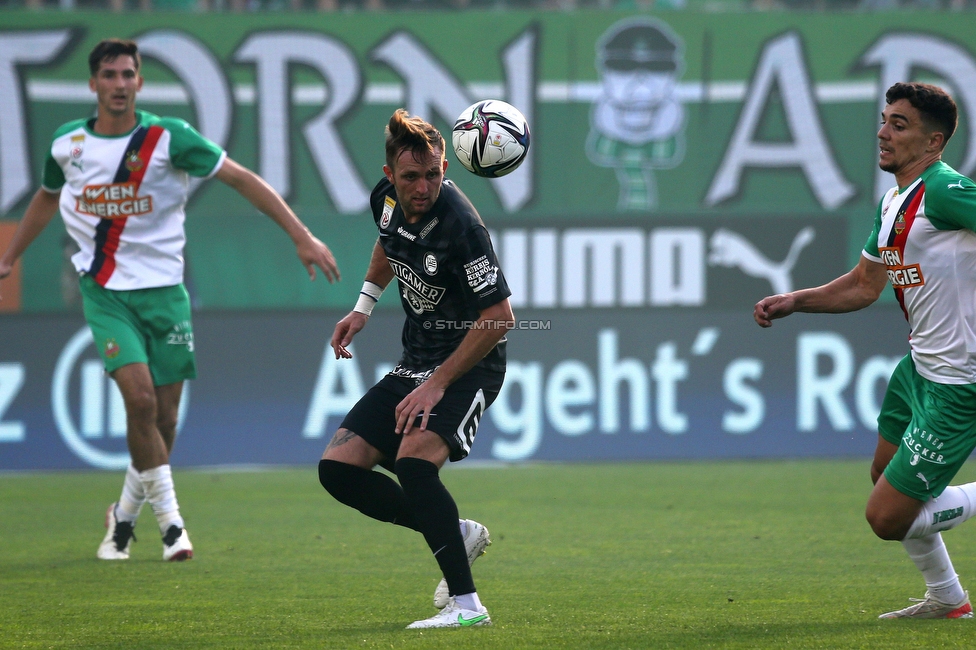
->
[164, 118, 225, 178]
[923, 174, 976, 231]
[454, 225, 511, 311]
[41, 150, 65, 191]
[862, 194, 886, 262]
[369, 177, 393, 228]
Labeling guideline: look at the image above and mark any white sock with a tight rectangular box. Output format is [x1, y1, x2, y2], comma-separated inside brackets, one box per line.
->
[454, 591, 484, 612]
[902, 534, 966, 605]
[139, 464, 185, 535]
[116, 463, 145, 523]
[905, 483, 976, 539]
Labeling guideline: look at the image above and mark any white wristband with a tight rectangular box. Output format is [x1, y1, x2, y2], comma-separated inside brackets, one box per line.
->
[353, 281, 384, 317]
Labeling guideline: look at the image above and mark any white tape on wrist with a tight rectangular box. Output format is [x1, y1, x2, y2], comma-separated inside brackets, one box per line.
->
[353, 281, 384, 316]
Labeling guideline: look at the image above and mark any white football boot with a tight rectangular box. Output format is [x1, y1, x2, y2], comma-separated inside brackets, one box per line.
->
[879, 591, 973, 619]
[162, 525, 193, 561]
[407, 599, 491, 629]
[433, 519, 491, 609]
[97, 503, 136, 560]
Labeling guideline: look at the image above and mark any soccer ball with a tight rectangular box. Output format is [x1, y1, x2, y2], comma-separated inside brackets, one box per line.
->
[452, 100, 530, 178]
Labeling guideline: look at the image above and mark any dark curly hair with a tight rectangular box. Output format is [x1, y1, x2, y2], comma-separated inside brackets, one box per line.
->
[88, 39, 140, 77]
[886, 82, 957, 148]
[384, 109, 444, 170]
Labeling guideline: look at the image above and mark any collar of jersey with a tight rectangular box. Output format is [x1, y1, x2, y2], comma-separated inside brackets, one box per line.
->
[84, 110, 147, 139]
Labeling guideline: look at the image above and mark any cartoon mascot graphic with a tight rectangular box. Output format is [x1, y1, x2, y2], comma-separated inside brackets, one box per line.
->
[586, 18, 686, 212]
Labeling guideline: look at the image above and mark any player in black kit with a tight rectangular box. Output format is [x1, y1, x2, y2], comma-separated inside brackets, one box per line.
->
[317, 109, 513, 629]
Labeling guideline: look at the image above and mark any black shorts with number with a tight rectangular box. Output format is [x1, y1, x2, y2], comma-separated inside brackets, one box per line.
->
[340, 365, 503, 463]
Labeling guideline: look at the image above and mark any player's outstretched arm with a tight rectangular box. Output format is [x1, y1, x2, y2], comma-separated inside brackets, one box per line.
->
[331, 241, 394, 360]
[215, 157, 340, 283]
[754, 255, 887, 328]
[0, 188, 61, 299]
[395, 298, 514, 435]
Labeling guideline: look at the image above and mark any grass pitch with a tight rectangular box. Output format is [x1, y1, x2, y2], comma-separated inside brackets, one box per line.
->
[3, 460, 976, 649]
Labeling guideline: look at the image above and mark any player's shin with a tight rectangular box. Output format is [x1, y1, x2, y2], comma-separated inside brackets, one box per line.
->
[394, 457, 476, 597]
[902, 534, 966, 606]
[140, 464, 184, 533]
[116, 463, 145, 522]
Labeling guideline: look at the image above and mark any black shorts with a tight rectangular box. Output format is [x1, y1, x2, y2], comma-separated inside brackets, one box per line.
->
[340, 365, 504, 463]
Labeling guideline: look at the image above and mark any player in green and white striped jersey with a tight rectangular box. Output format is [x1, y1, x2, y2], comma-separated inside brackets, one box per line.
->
[754, 82, 976, 620]
[0, 38, 340, 562]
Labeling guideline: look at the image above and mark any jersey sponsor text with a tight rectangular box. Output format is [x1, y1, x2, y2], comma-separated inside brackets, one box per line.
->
[464, 255, 499, 292]
[879, 246, 924, 288]
[77, 182, 153, 219]
[389, 258, 446, 312]
[887, 266, 924, 288]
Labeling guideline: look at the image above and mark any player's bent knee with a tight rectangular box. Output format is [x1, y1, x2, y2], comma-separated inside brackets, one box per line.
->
[318, 459, 346, 495]
[865, 507, 909, 541]
[318, 459, 371, 508]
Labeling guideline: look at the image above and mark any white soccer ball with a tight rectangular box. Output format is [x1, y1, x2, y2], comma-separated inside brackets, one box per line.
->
[452, 100, 530, 178]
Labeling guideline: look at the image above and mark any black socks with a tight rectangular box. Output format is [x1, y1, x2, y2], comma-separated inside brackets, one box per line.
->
[317, 457, 475, 596]
[318, 459, 419, 530]
[394, 457, 475, 596]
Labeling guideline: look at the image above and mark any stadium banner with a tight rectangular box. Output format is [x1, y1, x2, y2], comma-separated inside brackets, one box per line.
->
[1, 304, 909, 471]
[1, 10, 975, 311]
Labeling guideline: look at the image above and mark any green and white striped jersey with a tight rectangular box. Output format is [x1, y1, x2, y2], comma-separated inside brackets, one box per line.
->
[42, 110, 225, 290]
[864, 161, 976, 384]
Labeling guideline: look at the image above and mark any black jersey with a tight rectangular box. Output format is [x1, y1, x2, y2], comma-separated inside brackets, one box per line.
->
[370, 176, 510, 373]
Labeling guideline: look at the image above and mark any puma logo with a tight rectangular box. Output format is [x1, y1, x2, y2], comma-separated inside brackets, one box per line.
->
[709, 227, 815, 294]
[948, 181, 967, 190]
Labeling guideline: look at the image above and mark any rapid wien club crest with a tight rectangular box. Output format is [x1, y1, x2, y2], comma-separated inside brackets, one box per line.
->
[124, 151, 145, 172]
[894, 211, 906, 235]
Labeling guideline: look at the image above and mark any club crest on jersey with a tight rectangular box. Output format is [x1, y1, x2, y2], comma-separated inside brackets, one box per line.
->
[104, 338, 120, 359]
[894, 212, 906, 235]
[424, 253, 438, 275]
[380, 196, 396, 230]
[124, 152, 144, 172]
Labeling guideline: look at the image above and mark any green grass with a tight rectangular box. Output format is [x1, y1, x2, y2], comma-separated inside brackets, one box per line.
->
[3, 460, 976, 648]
